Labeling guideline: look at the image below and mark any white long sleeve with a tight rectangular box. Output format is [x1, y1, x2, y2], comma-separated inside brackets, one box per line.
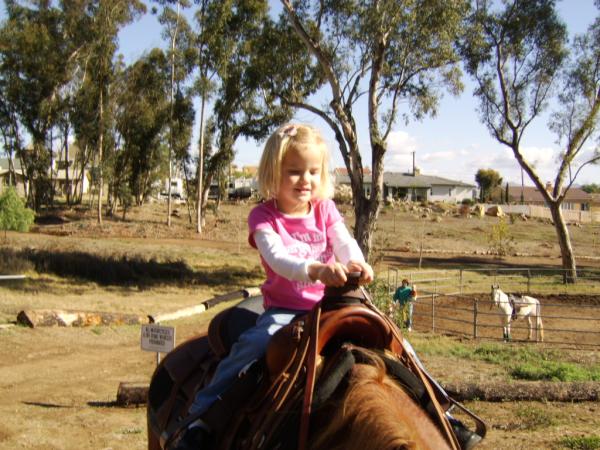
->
[253, 222, 364, 282]
[254, 228, 315, 282]
[328, 221, 365, 265]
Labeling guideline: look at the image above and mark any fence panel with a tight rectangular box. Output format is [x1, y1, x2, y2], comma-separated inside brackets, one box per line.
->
[387, 267, 600, 348]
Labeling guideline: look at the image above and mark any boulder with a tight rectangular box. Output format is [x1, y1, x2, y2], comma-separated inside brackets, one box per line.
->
[472, 204, 485, 217]
[485, 205, 505, 217]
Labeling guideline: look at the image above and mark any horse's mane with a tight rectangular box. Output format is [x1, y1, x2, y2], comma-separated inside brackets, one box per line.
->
[309, 351, 448, 450]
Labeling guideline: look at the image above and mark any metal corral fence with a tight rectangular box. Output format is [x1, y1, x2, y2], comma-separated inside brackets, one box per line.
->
[386, 267, 600, 348]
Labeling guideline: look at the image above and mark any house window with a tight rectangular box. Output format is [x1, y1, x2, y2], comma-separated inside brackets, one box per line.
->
[448, 188, 452, 196]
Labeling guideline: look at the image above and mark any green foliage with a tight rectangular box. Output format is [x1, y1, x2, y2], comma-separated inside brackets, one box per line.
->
[0, 188, 35, 233]
[488, 217, 515, 256]
[411, 339, 600, 382]
[367, 278, 394, 314]
[475, 168, 502, 202]
[558, 435, 600, 450]
[582, 184, 600, 194]
[510, 361, 600, 382]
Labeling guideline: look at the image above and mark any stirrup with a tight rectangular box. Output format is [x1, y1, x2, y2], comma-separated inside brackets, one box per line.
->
[160, 414, 210, 450]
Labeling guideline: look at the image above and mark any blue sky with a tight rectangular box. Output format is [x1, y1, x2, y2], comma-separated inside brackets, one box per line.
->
[3, 1, 600, 187]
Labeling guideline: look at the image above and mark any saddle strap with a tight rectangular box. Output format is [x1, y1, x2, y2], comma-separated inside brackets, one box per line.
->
[247, 318, 313, 450]
[298, 303, 321, 450]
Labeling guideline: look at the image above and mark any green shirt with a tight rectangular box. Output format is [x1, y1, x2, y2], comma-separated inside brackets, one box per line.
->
[393, 286, 414, 306]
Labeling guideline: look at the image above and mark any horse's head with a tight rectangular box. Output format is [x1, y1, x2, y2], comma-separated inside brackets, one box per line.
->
[309, 349, 456, 450]
[490, 284, 500, 308]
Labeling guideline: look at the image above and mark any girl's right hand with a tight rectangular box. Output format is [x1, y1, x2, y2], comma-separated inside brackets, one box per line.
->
[308, 262, 348, 287]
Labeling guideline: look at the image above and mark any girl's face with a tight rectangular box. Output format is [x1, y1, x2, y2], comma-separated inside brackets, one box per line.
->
[276, 145, 323, 215]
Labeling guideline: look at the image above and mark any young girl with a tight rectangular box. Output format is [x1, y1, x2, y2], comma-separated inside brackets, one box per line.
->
[171, 124, 373, 450]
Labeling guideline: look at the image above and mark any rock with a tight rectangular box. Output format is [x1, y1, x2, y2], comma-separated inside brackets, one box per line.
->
[485, 205, 505, 217]
[473, 204, 485, 217]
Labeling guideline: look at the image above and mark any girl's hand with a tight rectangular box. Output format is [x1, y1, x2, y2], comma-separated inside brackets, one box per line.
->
[308, 262, 348, 287]
[347, 260, 374, 285]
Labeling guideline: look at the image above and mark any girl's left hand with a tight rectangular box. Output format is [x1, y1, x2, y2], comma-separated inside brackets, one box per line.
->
[347, 260, 374, 285]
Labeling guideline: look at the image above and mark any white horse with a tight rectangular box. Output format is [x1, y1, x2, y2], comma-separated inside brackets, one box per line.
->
[490, 285, 544, 342]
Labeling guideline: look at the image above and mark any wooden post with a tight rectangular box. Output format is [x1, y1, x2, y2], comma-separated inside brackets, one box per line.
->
[473, 298, 478, 339]
[431, 293, 436, 333]
[527, 269, 531, 294]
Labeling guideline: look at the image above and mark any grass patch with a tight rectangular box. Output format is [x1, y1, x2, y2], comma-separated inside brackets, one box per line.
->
[515, 404, 556, 429]
[557, 435, 600, 450]
[511, 361, 600, 382]
[410, 337, 600, 382]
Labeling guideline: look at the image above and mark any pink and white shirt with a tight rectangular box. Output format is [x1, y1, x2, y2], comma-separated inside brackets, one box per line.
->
[248, 199, 364, 311]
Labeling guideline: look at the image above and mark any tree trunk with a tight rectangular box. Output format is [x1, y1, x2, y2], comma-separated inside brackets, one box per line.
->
[196, 96, 206, 234]
[97, 89, 104, 226]
[548, 202, 577, 283]
[64, 124, 71, 206]
[182, 162, 194, 224]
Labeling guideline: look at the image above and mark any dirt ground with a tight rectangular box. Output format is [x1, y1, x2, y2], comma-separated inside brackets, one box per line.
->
[1, 201, 599, 449]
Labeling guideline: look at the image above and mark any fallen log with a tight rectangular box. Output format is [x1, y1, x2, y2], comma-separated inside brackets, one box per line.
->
[148, 286, 261, 323]
[445, 380, 600, 402]
[113, 379, 600, 407]
[116, 382, 148, 406]
[16, 309, 148, 328]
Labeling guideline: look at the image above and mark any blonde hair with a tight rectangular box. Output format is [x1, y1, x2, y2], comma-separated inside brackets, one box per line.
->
[257, 123, 333, 200]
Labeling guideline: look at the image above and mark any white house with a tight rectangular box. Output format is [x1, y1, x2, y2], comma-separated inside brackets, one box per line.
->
[334, 170, 476, 203]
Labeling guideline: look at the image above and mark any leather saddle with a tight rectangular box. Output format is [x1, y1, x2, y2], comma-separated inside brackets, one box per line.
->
[148, 281, 485, 450]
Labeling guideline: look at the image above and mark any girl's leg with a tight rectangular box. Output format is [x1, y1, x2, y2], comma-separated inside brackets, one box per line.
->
[188, 308, 298, 415]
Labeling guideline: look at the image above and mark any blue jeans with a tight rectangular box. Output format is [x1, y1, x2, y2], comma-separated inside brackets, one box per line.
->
[188, 307, 300, 415]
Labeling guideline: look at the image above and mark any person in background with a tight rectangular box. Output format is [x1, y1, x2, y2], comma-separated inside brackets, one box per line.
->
[392, 279, 417, 331]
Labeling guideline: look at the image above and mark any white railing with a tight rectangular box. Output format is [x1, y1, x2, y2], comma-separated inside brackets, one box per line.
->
[482, 203, 600, 223]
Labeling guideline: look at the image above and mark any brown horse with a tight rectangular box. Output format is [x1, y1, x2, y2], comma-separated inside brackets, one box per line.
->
[308, 352, 454, 450]
[147, 286, 485, 450]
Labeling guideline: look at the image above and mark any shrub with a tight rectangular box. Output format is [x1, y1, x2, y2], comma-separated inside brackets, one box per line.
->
[488, 217, 515, 256]
[558, 435, 600, 450]
[0, 187, 35, 236]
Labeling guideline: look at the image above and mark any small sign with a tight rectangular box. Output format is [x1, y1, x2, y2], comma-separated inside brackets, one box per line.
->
[141, 324, 175, 353]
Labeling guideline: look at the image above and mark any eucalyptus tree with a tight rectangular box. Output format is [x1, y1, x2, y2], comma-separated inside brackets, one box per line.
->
[84, 0, 145, 225]
[0, 1, 80, 209]
[0, 76, 23, 188]
[461, 0, 600, 282]
[193, 0, 219, 233]
[153, 0, 196, 226]
[115, 49, 170, 205]
[280, 0, 468, 259]
[191, 0, 277, 232]
[196, 0, 296, 220]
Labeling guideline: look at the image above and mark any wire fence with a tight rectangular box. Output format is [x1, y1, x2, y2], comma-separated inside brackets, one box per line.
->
[386, 267, 600, 348]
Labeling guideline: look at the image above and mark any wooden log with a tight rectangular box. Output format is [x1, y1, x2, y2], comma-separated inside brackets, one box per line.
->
[148, 286, 261, 323]
[444, 380, 600, 402]
[16, 309, 149, 328]
[116, 382, 148, 406]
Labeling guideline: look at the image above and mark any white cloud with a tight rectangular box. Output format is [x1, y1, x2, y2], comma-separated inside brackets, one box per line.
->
[384, 131, 419, 171]
[421, 151, 458, 162]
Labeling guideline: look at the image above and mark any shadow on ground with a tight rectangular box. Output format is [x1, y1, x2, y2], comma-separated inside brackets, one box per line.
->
[0, 247, 262, 288]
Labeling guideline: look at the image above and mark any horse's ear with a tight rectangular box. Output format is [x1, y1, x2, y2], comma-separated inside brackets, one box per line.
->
[491, 284, 498, 289]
